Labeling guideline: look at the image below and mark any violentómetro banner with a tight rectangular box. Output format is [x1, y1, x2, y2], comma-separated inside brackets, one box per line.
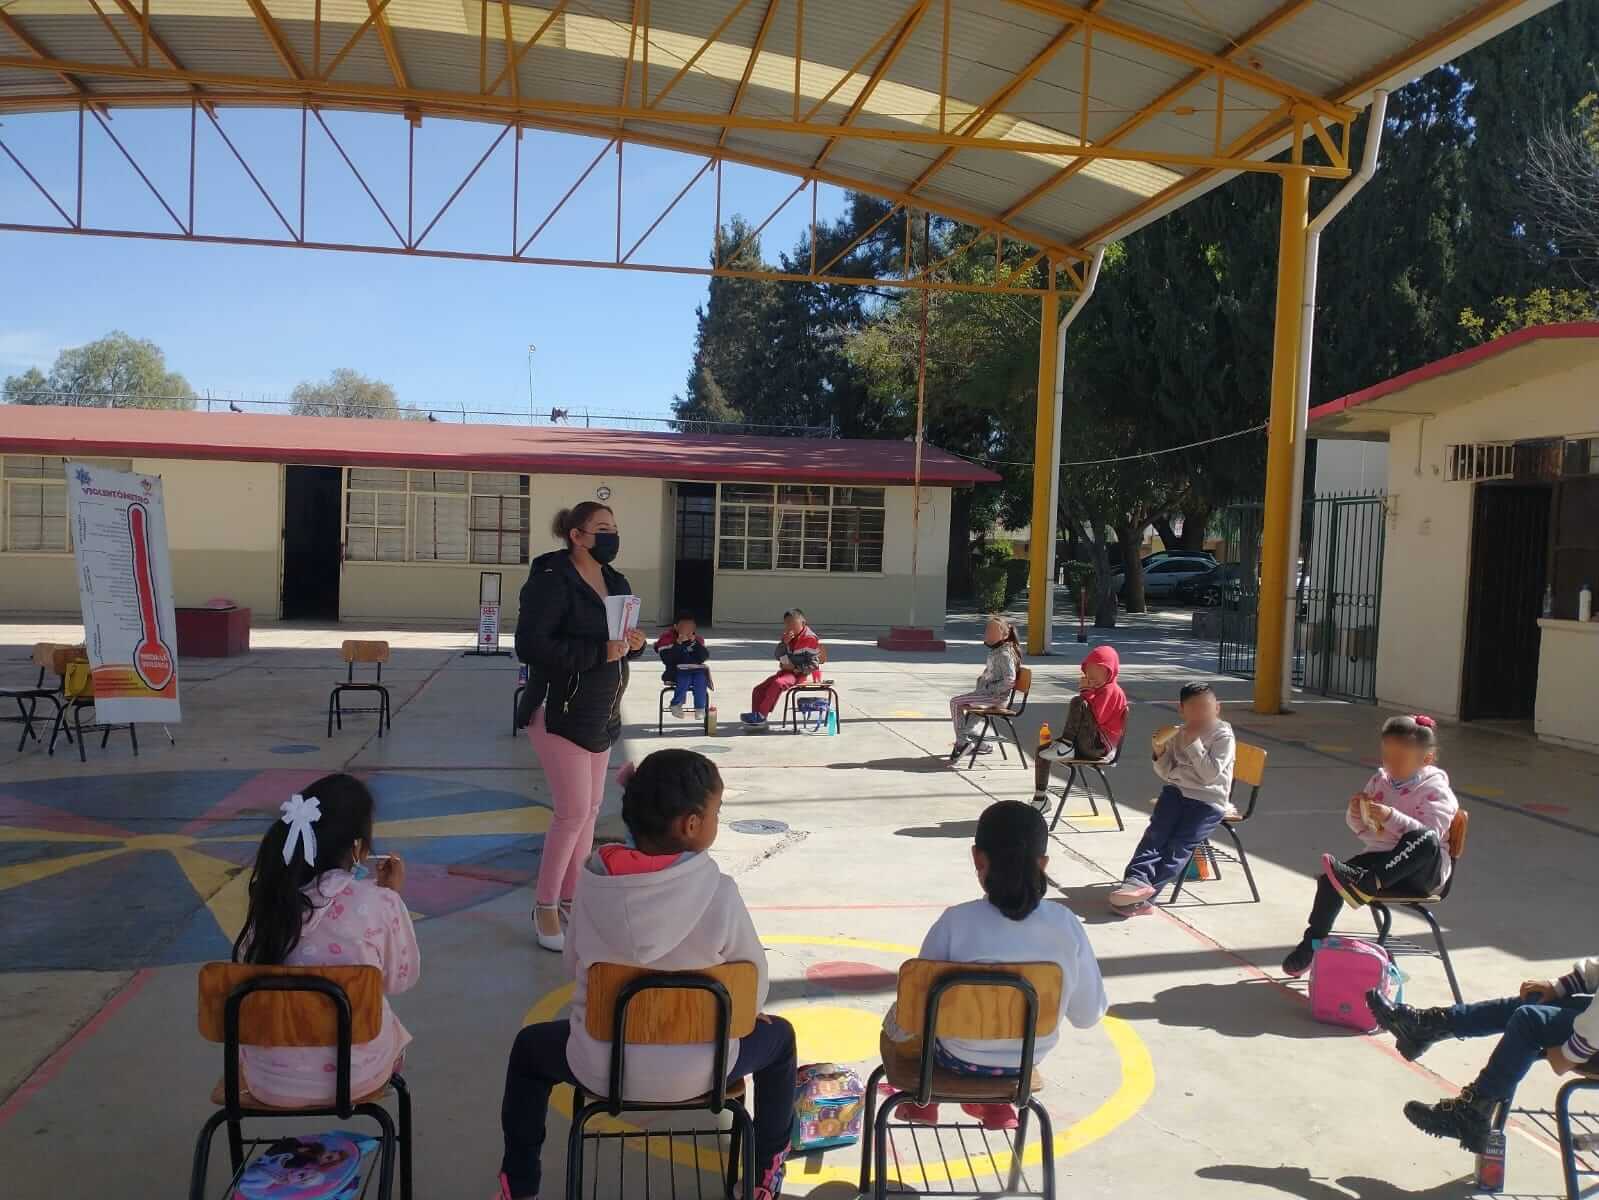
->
[66, 462, 181, 723]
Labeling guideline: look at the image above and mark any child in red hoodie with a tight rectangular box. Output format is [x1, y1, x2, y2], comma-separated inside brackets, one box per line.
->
[1032, 646, 1127, 805]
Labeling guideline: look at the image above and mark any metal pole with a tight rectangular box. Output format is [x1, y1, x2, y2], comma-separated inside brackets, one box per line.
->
[1279, 89, 1388, 703]
[909, 210, 930, 628]
[1026, 264, 1060, 655]
[526, 343, 536, 422]
[1253, 169, 1310, 714]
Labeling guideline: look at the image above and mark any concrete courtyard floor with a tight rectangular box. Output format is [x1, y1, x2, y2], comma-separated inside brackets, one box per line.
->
[2, 609, 1597, 1199]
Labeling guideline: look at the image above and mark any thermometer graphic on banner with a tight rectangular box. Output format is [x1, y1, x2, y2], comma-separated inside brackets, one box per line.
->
[127, 501, 175, 692]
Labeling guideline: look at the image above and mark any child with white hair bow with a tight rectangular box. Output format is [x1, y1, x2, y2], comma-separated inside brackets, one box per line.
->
[233, 772, 420, 1108]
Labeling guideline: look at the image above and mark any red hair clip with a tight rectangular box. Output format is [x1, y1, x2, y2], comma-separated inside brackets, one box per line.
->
[1412, 714, 1436, 729]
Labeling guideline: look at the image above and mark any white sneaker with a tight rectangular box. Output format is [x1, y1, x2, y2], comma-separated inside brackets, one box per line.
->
[669, 703, 684, 719]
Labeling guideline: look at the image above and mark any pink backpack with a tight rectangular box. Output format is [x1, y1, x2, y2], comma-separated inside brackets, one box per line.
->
[1309, 936, 1402, 1031]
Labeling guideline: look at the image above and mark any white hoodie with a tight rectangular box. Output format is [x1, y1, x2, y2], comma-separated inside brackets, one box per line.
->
[563, 850, 769, 1101]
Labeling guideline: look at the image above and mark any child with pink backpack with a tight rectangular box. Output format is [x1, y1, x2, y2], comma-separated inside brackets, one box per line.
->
[1282, 714, 1459, 979]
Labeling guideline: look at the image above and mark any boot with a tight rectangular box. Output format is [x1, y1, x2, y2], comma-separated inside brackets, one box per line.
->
[1402, 1082, 1499, 1153]
[1321, 853, 1374, 907]
[1367, 989, 1452, 1061]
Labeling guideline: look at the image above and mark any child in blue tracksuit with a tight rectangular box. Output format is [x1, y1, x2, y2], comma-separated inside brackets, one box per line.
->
[655, 611, 711, 719]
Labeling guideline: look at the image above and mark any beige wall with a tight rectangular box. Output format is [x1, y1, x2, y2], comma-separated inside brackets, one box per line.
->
[1373, 358, 1599, 719]
[0, 456, 281, 618]
[1534, 620, 1599, 750]
[710, 484, 952, 627]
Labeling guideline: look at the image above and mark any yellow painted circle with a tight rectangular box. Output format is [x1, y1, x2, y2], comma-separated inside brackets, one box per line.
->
[524, 934, 1153, 1188]
[776, 1004, 884, 1064]
[124, 833, 197, 851]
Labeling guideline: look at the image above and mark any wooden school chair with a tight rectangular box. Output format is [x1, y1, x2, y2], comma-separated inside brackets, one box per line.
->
[1046, 703, 1132, 833]
[1366, 809, 1470, 1005]
[46, 645, 138, 761]
[1165, 736, 1269, 905]
[779, 646, 841, 733]
[860, 959, 1063, 1200]
[1, 641, 70, 751]
[329, 640, 392, 737]
[657, 665, 715, 735]
[189, 962, 412, 1200]
[567, 962, 759, 1200]
[961, 666, 1033, 769]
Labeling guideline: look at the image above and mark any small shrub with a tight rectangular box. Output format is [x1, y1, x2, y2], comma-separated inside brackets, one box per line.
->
[973, 564, 1007, 612]
[1002, 559, 1031, 601]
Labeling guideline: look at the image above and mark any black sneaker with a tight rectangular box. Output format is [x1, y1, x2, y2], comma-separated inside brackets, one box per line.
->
[1321, 853, 1374, 907]
[1282, 941, 1315, 978]
[948, 741, 970, 764]
[1402, 1084, 1498, 1153]
[1367, 989, 1452, 1061]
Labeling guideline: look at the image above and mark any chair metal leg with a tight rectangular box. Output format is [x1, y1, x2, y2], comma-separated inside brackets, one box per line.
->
[1555, 1077, 1599, 1200]
[1049, 766, 1078, 832]
[873, 1092, 908, 1200]
[739, 1103, 757, 1200]
[1222, 822, 1260, 903]
[726, 1113, 742, 1200]
[965, 717, 993, 767]
[1030, 1099, 1058, 1200]
[74, 704, 87, 762]
[1007, 1101, 1031, 1193]
[566, 1095, 592, 1200]
[1092, 766, 1124, 831]
[129, 723, 139, 757]
[858, 1065, 885, 1196]
[391, 1073, 413, 1200]
[1168, 853, 1193, 902]
[48, 706, 66, 755]
[189, 1110, 228, 1200]
[101, 724, 112, 749]
[1410, 903, 1463, 1005]
[226, 1116, 246, 1173]
[328, 690, 337, 738]
[1370, 902, 1394, 945]
[357, 1101, 399, 1200]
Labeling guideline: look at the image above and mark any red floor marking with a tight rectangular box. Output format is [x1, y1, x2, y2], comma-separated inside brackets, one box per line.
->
[805, 961, 898, 992]
[1524, 803, 1570, 815]
[180, 768, 328, 837]
[0, 794, 133, 840]
[0, 968, 152, 1129]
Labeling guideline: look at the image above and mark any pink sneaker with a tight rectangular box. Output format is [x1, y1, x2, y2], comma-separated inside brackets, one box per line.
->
[1112, 900, 1154, 919]
[961, 1102, 1019, 1130]
[1108, 881, 1154, 907]
[493, 1172, 533, 1200]
[898, 1100, 941, 1124]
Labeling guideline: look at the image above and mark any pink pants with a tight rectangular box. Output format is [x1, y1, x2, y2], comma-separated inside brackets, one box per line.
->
[528, 708, 611, 905]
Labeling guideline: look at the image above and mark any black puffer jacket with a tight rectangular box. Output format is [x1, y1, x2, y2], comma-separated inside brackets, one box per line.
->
[514, 549, 641, 752]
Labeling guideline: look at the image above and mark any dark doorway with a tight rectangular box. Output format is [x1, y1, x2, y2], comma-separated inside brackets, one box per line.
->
[672, 483, 715, 625]
[282, 465, 343, 620]
[1461, 483, 1551, 721]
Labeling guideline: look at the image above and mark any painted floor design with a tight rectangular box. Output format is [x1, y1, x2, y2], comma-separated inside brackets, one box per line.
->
[0, 769, 551, 970]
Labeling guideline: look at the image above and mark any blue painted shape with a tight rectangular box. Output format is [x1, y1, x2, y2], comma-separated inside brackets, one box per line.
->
[0, 840, 111, 868]
[8, 770, 252, 833]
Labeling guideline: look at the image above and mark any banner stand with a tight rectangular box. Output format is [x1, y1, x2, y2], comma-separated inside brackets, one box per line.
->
[464, 570, 511, 658]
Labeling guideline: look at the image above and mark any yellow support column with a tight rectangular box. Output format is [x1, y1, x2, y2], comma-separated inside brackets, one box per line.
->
[1254, 170, 1310, 713]
[1027, 268, 1060, 655]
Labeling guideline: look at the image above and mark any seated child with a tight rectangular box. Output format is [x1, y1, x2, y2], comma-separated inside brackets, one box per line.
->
[234, 773, 419, 1107]
[1367, 957, 1596, 1152]
[947, 615, 1022, 762]
[884, 800, 1108, 1130]
[1031, 646, 1126, 805]
[1107, 682, 1235, 917]
[1281, 714, 1458, 976]
[655, 610, 712, 719]
[741, 608, 822, 728]
[496, 749, 796, 1200]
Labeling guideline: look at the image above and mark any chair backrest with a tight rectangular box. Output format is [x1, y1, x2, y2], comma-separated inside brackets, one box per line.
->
[584, 961, 758, 1043]
[32, 641, 73, 670]
[1230, 740, 1267, 817]
[892, 959, 1062, 1041]
[48, 644, 87, 676]
[197, 962, 385, 1047]
[1446, 809, 1468, 861]
[341, 639, 390, 664]
[1013, 666, 1032, 697]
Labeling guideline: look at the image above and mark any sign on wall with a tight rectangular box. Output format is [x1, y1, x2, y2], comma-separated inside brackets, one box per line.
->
[65, 462, 181, 722]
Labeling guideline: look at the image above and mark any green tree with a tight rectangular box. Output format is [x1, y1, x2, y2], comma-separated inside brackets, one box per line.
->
[289, 367, 420, 419]
[3, 331, 195, 408]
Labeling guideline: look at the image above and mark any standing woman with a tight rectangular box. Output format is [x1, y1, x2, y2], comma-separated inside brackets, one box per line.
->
[515, 502, 646, 951]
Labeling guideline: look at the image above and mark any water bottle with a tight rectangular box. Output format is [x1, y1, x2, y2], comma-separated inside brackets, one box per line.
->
[1475, 1128, 1506, 1193]
[706, 705, 717, 736]
[1581, 582, 1593, 623]
[826, 707, 839, 735]
[1038, 721, 1052, 752]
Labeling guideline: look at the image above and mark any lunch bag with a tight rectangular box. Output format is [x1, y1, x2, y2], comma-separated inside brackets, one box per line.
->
[791, 1063, 864, 1152]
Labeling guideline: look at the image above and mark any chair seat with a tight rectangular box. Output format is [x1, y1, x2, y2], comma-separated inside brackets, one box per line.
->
[582, 1077, 746, 1109]
[969, 706, 1019, 718]
[1374, 895, 1442, 906]
[879, 1035, 1041, 1102]
[210, 1077, 394, 1110]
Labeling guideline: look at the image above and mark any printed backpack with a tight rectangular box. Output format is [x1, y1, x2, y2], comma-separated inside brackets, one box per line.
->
[791, 1063, 864, 1153]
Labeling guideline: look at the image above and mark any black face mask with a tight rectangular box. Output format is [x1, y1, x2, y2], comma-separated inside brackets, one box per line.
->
[588, 531, 620, 564]
[984, 639, 1005, 649]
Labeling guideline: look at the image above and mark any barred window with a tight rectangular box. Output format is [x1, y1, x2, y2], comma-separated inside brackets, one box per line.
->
[3, 455, 132, 553]
[344, 468, 529, 564]
[717, 484, 884, 573]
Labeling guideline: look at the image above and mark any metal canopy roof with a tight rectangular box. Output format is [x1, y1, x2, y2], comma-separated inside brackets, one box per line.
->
[0, 0, 1558, 270]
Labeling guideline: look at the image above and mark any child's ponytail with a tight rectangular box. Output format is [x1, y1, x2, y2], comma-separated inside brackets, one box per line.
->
[233, 773, 375, 965]
[975, 800, 1048, 921]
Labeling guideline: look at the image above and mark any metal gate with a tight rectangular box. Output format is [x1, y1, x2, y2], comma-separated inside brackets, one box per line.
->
[1217, 492, 1387, 702]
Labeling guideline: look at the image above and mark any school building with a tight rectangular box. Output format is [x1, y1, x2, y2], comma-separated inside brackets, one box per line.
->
[0, 406, 997, 632]
[1308, 322, 1599, 753]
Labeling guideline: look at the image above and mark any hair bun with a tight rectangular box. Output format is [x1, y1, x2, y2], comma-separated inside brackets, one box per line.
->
[1412, 714, 1436, 728]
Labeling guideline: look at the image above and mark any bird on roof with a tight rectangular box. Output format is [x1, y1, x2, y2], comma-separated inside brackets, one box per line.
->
[549, 407, 568, 424]
[228, 401, 243, 413]
[426, 412, 439, 422]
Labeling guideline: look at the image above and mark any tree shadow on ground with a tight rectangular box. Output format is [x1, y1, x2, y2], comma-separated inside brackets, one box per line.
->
[894, 820, 979, 839]
[1195, 1164, 1516, 1199]
[825, 756, 949, 772]
[1110, 978, 1341, 1041]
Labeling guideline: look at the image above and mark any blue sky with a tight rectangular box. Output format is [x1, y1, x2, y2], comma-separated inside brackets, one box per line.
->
[0, 106, 848, 423]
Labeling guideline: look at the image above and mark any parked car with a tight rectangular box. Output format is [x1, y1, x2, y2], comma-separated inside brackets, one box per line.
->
[1112, 555, 1217, 600]
[1141, 549, 1217, 569]
[1173, 562, 1242, 606]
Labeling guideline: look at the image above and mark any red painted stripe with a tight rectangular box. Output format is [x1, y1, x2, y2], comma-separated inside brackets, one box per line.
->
[1308, 321, 1599, 426]
[0, 968, 152, 1128]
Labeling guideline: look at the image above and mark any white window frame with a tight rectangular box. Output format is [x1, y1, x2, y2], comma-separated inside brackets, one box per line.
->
[342, 467, 531, 566]
[2, 455, 132, 554]
[343, 468, 410, 562]
[715, 483, 886, 576]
